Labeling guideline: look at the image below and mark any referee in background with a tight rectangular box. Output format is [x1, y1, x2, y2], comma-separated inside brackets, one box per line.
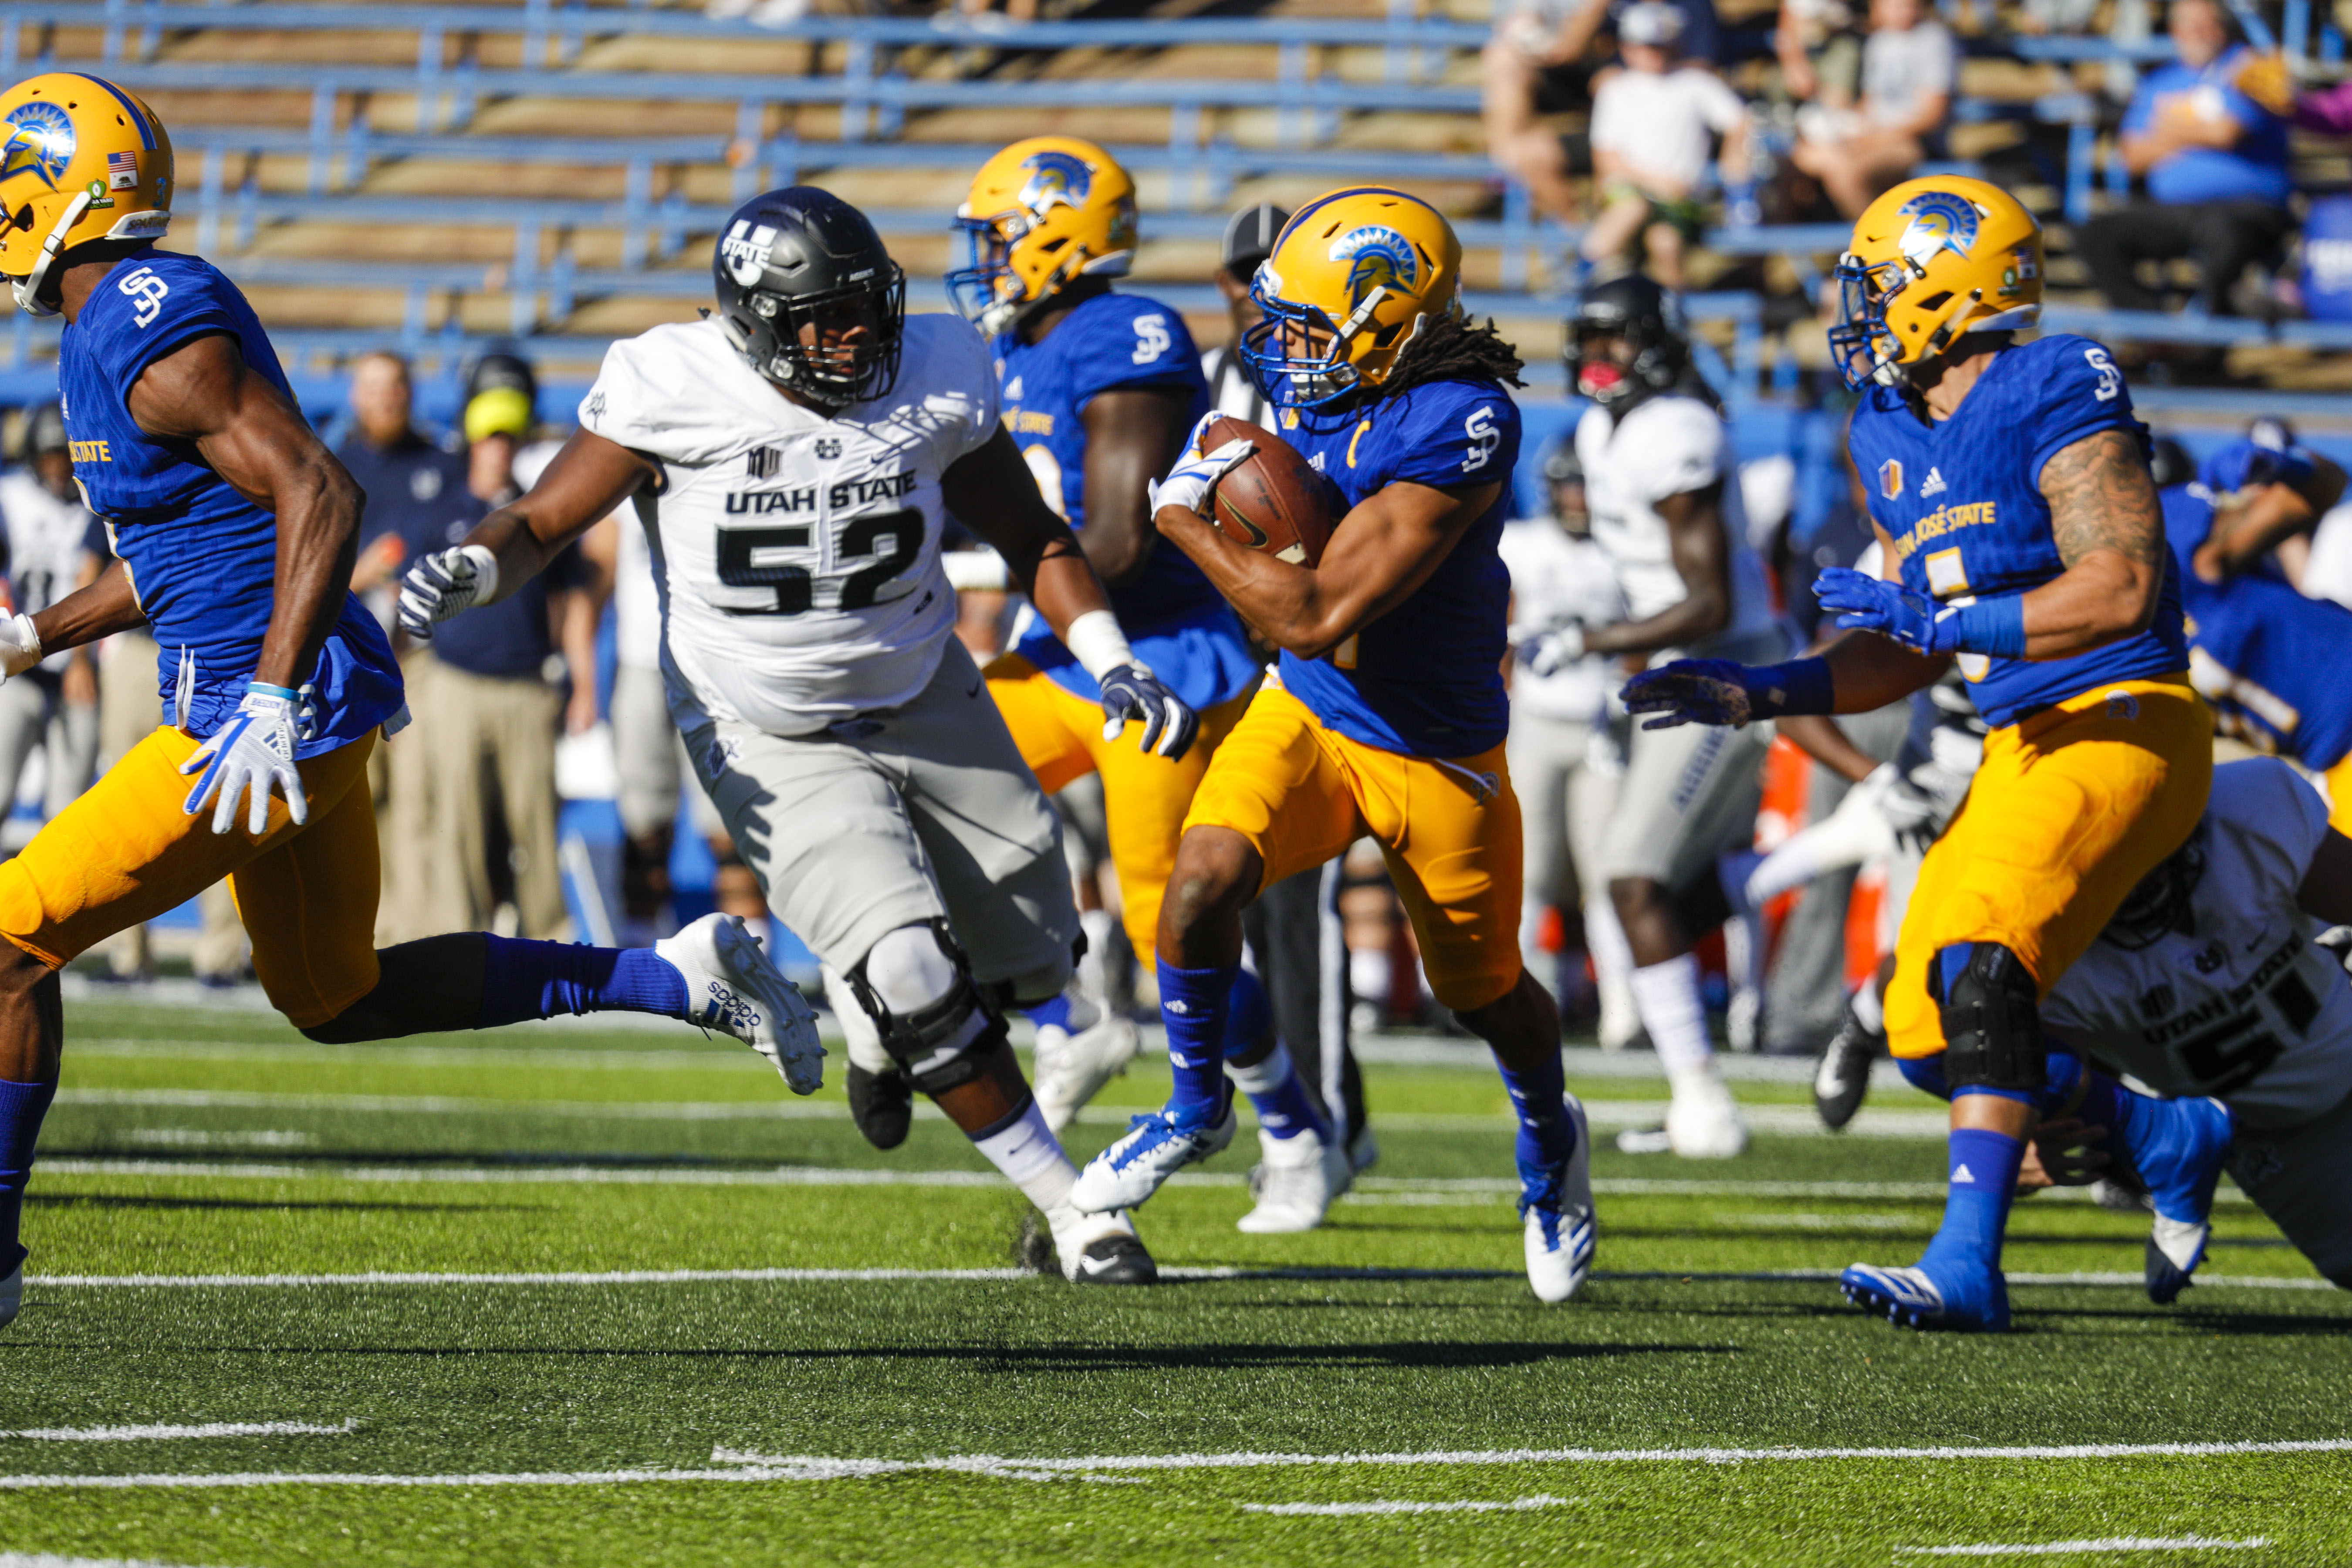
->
[1205, 202, 1376, 1175]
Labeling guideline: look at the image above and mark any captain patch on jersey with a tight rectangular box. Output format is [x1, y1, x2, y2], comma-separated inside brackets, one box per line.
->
[581, 311, 999, 736]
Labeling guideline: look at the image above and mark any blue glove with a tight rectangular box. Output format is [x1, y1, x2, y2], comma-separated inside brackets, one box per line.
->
[180, 681, 308, 836]
[1620, 658, 1834, 730]
[1098, 663, 1199, 761]
[1813, 567, 2026, 659]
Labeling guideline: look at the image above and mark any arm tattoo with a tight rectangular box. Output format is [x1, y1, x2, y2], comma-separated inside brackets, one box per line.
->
[2041, 428, 2163, 573]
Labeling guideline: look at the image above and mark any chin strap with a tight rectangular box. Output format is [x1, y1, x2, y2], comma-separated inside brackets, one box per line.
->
[12, 190, 93, 318]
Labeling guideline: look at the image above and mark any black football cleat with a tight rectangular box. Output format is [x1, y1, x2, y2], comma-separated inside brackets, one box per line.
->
[846, 1062, 913, 1150]
[1813, 998, 1885, 1132]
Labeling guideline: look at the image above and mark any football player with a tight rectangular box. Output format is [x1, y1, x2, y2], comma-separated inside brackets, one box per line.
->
[949, 140, 1345, 1230]
[0, 75, 825, 1331]
[2028, 757, 2352, 1300]
[1566, 274, 1787, 1156]
[402, 186, 1192, 1285]
[1067, 187, 1602, 1303]
[2163, 435, 2352, 831]
[1626, 176, 2224, 1331]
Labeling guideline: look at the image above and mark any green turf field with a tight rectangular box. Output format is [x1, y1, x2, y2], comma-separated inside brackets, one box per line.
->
[4, 993, 2349, 1567]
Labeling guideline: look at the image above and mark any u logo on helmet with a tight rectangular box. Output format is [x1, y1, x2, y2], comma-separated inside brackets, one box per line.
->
[1331, 225, 1416, 308]
[1895, 190, 1980, 273]
[1016, 150, 1092, 217]
[0, 102, 74, 191]
[720, 220, 777, 287]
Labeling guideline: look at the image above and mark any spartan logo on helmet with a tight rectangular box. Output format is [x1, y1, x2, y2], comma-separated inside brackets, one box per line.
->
[1895, 190, 1980, 272]
[1330, 225, 1417, 308]
[1014, 150, 1093, 218]
[720, 220, 777, 288]
[0, 101, 74, 191]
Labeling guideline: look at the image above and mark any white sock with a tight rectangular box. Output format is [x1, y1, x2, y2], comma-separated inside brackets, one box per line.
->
[1585, 897, 1634, 994]
[1851, 977, 1885, 1035]
[1722, 911, 1766, 999]
[1629, 953, 1714, 1079]
[1227, 1040, 1292, 1097]
[970, 1097, 1078, 1213]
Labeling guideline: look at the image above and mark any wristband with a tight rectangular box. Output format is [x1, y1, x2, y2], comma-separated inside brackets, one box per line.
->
[1950, 596, 2027, 659]
[1752, 657, 1835, 717]
[247, 682, 300, 702]
[941, 550, 1012, 592]
[1063, 609, 1138, 680]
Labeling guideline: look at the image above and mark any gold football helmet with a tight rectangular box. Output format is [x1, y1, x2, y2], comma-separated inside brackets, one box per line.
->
[1828, 176, 2042, 390]
[949, 136, 1136, 336]
[1239, 186, 1462, 410]
[0, 72, 174, 316]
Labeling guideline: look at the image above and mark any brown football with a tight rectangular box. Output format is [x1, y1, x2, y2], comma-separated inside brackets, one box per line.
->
[1200, 416, 1336, 569]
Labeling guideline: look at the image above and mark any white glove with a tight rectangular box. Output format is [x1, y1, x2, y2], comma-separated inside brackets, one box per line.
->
[179, 682, 307, 836]
[0, 612, 41, 680]
[1859, 761, 1941, 843]
[397, 544, 500, 641]
[1515, 623, 1586, 677]
[1148, 437, 1257, 518]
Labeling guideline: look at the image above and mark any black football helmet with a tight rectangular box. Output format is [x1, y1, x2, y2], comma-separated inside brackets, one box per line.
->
[713, 187, 906, 411]
[2103, 820, 2208, 952]
[2146, 436, 2193, 491]
[1563, 273, 1689, 410]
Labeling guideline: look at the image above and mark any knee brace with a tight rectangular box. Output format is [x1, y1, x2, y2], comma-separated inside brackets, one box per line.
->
[1929, 943, 2044, 1097]
[843, 920, 1006, 1096]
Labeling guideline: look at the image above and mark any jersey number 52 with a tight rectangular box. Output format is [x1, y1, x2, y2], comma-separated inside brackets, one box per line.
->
[716, 508, 921, 615]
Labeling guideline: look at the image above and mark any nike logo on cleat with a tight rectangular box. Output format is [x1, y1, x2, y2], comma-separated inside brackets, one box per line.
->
[1075, 1253, 1123, 1276]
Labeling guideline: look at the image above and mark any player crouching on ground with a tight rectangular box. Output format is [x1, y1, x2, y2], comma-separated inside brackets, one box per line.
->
[400, 187, 1191, 1285]
[1625, 176, 2224, 1332]
[0, 75, 823, 1331]
[1068, 187, 1600, 1304]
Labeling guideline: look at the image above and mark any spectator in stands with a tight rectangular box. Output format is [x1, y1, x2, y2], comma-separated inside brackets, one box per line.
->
[396, 386, 596, 940]
[1484, 0, 1722, 226]
[1788, 0, 1956, 218]
[1775, 0, 1862, 114]
[2075, 0, 2293, 319]
[1582, 2, 1750, 287]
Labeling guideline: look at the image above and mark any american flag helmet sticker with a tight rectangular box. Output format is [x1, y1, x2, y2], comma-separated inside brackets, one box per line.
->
[107, 149, 139, 190]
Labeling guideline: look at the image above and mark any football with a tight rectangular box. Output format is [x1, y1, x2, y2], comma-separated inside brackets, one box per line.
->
[1199, 415, 1337, 568]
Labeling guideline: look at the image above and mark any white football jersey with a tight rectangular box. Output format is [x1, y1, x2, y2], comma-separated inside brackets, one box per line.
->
[1577, 395, 1777, 645]
[1499, 516, 1624, 724]
[581, 313, 998, 736]
[0, 470, 96, 674]
[2043, 758, 2352, 1130]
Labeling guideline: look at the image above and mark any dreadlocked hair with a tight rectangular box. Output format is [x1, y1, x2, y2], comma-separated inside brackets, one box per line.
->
[1376, 311, 1525, 402]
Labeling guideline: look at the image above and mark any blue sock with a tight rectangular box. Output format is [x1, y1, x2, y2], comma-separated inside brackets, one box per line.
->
[1223, 970, 1325, 1139]
[1157, 958, 1236, 1131]
[1493, 1047, 1575, 1202]
[1025, 993, 1075, 1034]
[0, 1077, 57, 1274]
[476, 936, 689, 1028]
[1919, 1111, 2025, 1277]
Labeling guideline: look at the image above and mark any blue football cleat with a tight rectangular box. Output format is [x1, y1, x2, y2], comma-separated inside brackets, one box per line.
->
[1840, 1259, 2011, 1332]
[2115, 1095, 2232, 1304]
[1069, 1103, 1236, 1214]
[1521, 1094, 1596, 1303]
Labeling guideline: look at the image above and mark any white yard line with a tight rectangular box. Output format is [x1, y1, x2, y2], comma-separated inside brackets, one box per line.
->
[1896, 1538, 2270, 1557]
[0, 1555, 249, 1568]
[6, 1438, 2347, 1492]
[0, 1422, 355, 1443]
[27, 1266, 2332, 1291]
[1241, 1494, 1573, 1516]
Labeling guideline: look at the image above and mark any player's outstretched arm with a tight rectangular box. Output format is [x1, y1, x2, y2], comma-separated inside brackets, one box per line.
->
[945, 426, 1199, 759]
[1076, 386, 1195, 587]
[1154, 476, 1498, 661]
[2202, 452, 2348, 580]
[398, 429, 653, 641]
[1583, 480, 1731, 659]
[14, 557, 143, 665]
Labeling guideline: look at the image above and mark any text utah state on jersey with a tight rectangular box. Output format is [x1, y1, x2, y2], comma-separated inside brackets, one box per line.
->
[725, 456, 919, 517]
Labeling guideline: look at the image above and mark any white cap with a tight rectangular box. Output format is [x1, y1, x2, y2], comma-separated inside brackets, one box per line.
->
[1619, 1, 1685, 48]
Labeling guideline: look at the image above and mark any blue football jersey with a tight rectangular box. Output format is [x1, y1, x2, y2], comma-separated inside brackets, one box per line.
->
[2162, 480, 2352, 771]
[1846, 334, 2186, 729]
[995, 291, 1255, 710]
[1274, 376, 1521, 758]
[60, 249, 402, 755]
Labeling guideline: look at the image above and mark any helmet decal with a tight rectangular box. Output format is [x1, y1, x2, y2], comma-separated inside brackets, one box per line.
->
[720, 220, 778, 287]
[1015, 150, 1093, 216]
[1894, 189, 1980, 272]
[1331, 225, 1416, 307]
[0, 101, 74, 191]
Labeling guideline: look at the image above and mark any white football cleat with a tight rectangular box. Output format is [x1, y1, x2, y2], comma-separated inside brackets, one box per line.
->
[1237, 1125, 1352, 1233]
[657, 913, 826, 1095]
[0, 1258, 19, 1329]
[1069, 1104, 1237, 1214]
[1032, 1006, 1142, 1133]
[1524, 1093, 1597, 1303]
[1047, 1205, 1159, 1284]
[1664, 1064, 1749, 1159]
